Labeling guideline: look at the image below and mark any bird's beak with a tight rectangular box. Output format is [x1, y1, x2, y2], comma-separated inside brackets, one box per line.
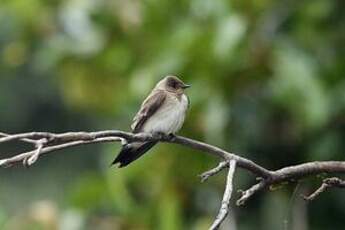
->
[182, 84, 191, 89]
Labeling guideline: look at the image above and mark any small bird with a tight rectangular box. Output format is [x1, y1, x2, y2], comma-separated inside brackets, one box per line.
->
[112, 75, 191, 167]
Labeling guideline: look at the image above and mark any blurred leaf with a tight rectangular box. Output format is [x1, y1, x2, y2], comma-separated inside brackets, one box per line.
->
[270, 42, 330, 130]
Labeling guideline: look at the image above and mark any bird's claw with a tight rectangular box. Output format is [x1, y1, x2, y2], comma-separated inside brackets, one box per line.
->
[167, 133, 176, 141]
[152, 132, 176, 141]
[152, 132, 165, 140]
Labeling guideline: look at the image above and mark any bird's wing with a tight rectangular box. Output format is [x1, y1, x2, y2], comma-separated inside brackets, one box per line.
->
[131, 90, 166, 133]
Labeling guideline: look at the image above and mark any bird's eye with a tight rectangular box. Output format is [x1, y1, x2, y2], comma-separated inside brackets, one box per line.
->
[172, 81, 178, 89]
[168, 79, 178, 89]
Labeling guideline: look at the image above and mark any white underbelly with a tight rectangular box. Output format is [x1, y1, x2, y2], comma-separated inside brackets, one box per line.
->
[143, 95, 188, 134]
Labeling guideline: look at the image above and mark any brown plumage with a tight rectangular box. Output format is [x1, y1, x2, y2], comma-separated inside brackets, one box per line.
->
[112, 76, 190, 167]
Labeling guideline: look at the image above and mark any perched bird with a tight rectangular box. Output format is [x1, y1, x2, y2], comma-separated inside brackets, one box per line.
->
[112, 75, 191, 167]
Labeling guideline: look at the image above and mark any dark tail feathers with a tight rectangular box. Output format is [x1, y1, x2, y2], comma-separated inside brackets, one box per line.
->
[111, 141, 157, 167]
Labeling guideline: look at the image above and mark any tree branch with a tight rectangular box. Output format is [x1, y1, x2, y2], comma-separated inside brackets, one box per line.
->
[1, 130, 345, 229]
[302, 177, 345, 201]
[236, 180, 267, 206]
[200, 161, 228, 183]
[209, 160, 236, 230]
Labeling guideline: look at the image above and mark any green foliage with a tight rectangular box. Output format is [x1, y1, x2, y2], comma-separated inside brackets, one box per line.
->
[0, 0, 344, 229]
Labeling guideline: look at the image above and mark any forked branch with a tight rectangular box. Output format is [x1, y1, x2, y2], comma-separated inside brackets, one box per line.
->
[1, 130, 345, 229]
[303, 177, 345, 201]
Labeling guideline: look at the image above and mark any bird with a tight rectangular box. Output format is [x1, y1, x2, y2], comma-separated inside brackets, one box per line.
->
[112, 75, 191, 168]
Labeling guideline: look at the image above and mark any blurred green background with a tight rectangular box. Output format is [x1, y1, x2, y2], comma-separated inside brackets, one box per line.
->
[0, 0, 344, 229]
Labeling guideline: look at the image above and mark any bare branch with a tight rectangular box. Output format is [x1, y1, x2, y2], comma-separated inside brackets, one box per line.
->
[210, 160, 236, 230]
[0, 131, 274, 178]
[236, 180, 267, 206]
[0, 131, 133, 145]
[24, 138, 47, 166]
[1, 130, 345, 229]
[273, 162, 345, 180]
[172, 136, 273, 178]
[0, 136, 124, 167]
[303, 177, 345, 201]
[0, 132, 37, 144]
[200, 161, 228, 182]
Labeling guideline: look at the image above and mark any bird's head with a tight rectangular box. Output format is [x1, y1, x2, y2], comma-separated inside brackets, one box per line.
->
[156, 75, 191, 94]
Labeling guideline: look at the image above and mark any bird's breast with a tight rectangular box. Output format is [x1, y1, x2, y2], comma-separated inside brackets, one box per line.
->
[143, 94, 188, 134]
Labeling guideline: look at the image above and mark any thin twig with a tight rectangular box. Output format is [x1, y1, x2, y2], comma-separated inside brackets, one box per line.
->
[209, 160, 237, 230]
[0, 132, 37, 144]
[200, 161, 228, 182]
[236, 180, 267, 206]
[303, 177, 345, 201]
[0, 137, 124, 167]
[24, 138, 47, 166]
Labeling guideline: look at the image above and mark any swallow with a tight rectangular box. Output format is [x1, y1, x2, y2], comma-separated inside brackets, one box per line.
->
[112, 75, 190, 167]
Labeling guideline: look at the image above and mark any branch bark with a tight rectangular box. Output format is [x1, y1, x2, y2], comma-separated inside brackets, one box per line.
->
[1, 130, 345, 229]
[209, 160, 236, 230]
[302, 177, 345, 201]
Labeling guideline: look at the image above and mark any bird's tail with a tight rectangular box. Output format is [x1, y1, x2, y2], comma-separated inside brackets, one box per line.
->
[111, 141, 158, 168]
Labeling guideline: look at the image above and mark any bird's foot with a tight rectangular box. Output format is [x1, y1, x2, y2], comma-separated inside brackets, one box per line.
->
[152, 132, 166, 140]
[167, 133, 176, 141]
[152, 132, 175, 141]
